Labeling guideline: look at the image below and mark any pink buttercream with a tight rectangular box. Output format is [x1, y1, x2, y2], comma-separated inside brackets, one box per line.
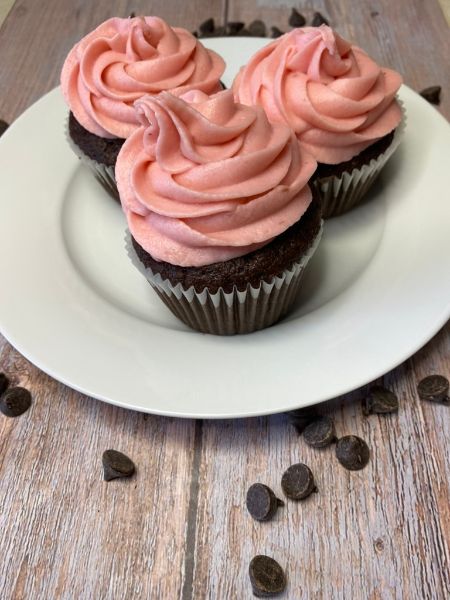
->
[116, 90, 317, 267]
[233, 26, 403, 164]
[61, 17, 225, 139]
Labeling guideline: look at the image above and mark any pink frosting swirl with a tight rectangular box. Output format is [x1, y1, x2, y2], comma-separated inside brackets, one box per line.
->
[61, 17, 225, 139]
[233, 26, 403, 164]
[116, 89, 317, 267]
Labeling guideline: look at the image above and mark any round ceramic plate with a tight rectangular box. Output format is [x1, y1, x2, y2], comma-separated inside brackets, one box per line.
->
[0, 38, 449, 418]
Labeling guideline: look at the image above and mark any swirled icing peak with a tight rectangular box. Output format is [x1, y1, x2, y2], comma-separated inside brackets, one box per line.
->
[233, 26, 403, 164]
[61, 17, 225, 139]
[116, 89, 317, 267]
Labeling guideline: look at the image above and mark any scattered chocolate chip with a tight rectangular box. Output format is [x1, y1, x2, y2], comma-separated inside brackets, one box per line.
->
[286, 407, 318, 434]
[419, 86, 442, 105]
[246, 483, 284, 521]
[281, 463, 316, 500]
[249, 555, 286, 597]
[0, 119, 9, 137]
[129, 11, 136, 18]
[227, 21, 245, 35]
[311, 12, 329, 27]
[102, 449, 136, 481]
[199, 18, 215, 35]
[271, 26, 284, 38]
[288, 8, 306, 27]
[0, 372, 9, 396]
[303, 416, 336, 448]
[417, 375, 449, 404]
[0, 387, 32, 417]
[248, 19, 267, 37]
[363, 385, 399, 415]
[370, 10, 379, 17]
[213, 25, 226, 36]
[336, 436, 370, 471]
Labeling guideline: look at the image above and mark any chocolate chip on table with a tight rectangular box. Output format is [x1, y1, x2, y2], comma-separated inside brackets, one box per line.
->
[288, 8, 306, 27]
[249, 555, 286, 597]
[419, 86, 442, 105]
[363, 385, 399, 415]
[0, 387, 32, 418]
[417, 375, 449, 404]
[0, 372, 9, 396]
[286, 407, 318, 435]
[226, 21, 245, 35]
[270, 26, 284, 38]
[311, 11, 329, 27]
[303, 416, 337, 448]
[0, 119, 9, 137]
[335, 436, 370, 471]
[246, 483, 284, 521]
[102, 449, 136, 481]
[248, 19, 267, 37]
[281, 463, 316, 500]
[199, 17, 215, 36]
[129, 11, 136, 18]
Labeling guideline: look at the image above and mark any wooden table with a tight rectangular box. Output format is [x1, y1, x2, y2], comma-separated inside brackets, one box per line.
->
[0, 1, 449, 598]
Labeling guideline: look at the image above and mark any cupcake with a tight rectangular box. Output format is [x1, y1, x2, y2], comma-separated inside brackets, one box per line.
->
[61, 16, 225, 200]
[233, 25, 405, 218]
[116, 90, 322, 335]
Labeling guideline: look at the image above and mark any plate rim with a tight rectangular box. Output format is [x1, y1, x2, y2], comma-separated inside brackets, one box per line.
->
[0, 38, 449, 418]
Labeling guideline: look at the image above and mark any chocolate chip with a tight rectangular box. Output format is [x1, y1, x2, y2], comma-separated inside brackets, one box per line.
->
[336, 436, 370, 471]
[227, 21, 245, 35]
[288, 8, 306, 27]
[102, 449, 135, 481]
[311, 12, 329, 27]
[129, 11, 136, 18]
[246, 483, 284, 521]
[419, 86, 442, 105]
[0, 372, 9, 396]
[270, 26, 284, 38]
[370, 10, 379, 17]
[0, 119, 9, 137]
[286, 407, 318, 434]
[363, 385, 399, 415]
[417, 375, 449, 404]
[0, 387, 32, 417]
[192, 30, 198, 37]
[199, 18, 215, 35]
[213, 25, 226, 37]
[303, 416, 336, 448]
[248, 20, 267, 37]
[281, 463, 316, 500]
[249, 555, 286, 597]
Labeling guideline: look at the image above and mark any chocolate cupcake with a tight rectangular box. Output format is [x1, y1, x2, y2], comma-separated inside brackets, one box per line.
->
[61, 16, 225, 200]
[117, 90, 322, 335]
[233, 26, 405, 218]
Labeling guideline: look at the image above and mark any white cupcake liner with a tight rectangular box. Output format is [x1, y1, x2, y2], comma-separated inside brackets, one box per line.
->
[64, 116, 120, 201]
[125, 223, 323, 335]
[312, 99, 407, 218]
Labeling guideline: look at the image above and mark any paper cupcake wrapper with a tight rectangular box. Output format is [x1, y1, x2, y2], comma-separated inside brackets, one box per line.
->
[64, 116, 120, 202]
[125, 224, 323, 335]
[312, 99, 407, 218]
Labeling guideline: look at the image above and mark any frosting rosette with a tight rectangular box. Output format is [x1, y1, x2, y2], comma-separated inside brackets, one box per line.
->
[61, 16, 225, 139]
[116, 89, 317, 267]
[233, 25, 403, 164]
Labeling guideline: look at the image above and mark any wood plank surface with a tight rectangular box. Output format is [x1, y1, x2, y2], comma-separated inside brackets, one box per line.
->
[0, 1, 449, 599]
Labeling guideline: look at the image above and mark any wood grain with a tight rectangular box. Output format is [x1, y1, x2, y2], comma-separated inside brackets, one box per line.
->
[0, 1, 449, 599]
[191, 324, 450, 599]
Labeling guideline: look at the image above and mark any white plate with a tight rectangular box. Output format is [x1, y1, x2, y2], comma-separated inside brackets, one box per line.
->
[0, 38, 449, 418]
